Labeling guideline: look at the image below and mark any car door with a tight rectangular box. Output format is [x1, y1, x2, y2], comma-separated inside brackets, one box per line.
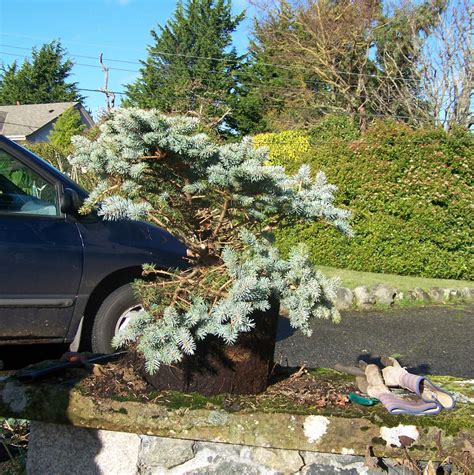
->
[0, 146, 83, 341]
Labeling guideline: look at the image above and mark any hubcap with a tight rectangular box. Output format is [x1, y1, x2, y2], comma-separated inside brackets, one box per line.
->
[114, 305, 144, 336]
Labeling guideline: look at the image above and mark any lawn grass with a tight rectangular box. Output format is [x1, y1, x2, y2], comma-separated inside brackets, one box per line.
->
[318, 266, 473, 292]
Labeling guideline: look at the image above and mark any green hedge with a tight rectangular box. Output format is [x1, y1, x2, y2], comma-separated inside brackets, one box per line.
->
[255, 117, 473, 280]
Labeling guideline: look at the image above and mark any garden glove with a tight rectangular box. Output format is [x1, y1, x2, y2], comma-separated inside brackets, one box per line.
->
[381, 356, 455, 410]
[361, 361, 442, 415]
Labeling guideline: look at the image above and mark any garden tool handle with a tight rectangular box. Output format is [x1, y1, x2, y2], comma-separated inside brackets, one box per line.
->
[14, 351, 127, 383]
[334, 363, 366, 377]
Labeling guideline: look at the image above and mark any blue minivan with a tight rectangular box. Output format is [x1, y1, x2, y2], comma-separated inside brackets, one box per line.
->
[0, 135, 187, 353]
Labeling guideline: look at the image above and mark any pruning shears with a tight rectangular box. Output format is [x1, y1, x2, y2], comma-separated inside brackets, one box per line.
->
[13, 351, 126, 384]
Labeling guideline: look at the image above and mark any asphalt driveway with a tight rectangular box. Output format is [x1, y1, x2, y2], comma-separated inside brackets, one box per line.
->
[275, 304, 474, 378]
[2, 304, 473, 379]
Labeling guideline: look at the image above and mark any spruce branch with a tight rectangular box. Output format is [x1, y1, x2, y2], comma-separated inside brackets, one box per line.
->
[211, 197, 231, 238]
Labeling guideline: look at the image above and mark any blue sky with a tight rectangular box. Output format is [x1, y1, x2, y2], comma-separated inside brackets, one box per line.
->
[0, 0, 254, 116]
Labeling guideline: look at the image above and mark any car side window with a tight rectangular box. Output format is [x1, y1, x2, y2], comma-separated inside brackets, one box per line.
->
[0, 149, 59, 216]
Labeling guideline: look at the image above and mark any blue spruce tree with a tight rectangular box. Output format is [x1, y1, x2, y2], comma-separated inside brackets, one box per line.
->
[72, 108, 352, 376]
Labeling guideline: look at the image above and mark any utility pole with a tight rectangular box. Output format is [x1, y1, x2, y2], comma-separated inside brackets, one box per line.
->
[99, 53, 116, 112]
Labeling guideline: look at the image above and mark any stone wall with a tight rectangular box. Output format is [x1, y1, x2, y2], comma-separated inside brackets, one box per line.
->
[335, 285, 474, 310]
[1, 375, 471, 474]
[27, 422, 443, 474]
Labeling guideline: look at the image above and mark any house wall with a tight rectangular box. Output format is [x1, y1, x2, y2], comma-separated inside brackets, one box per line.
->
[27, 122, 56, 143]
[77, 106, 95, 129]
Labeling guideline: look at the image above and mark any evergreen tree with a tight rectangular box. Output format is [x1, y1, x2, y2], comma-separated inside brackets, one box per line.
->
[0, 41, 83, 105]
[224, 53, 272, 135]
[48, 107, 86, 150]
[124, 0, 244, 132]
[71, 108, 352, 374]
[0, 62, 28, 105]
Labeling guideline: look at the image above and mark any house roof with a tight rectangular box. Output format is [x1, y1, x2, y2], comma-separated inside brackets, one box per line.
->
[0, 102, 88, 139]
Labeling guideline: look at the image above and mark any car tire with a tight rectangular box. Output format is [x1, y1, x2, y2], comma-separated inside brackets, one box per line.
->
[91, 284, 141, 353]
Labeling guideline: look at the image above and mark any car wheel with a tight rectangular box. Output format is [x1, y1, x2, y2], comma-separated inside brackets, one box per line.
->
[91, 284, 144, 353]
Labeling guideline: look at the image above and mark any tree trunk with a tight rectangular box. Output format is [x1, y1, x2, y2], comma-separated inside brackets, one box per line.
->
[144, 300, 280, 395]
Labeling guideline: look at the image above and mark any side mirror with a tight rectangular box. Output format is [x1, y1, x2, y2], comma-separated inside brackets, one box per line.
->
[60, 188, 83, 215]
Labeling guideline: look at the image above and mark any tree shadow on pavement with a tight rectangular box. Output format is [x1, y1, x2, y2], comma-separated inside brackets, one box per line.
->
[276, 315, 296, 342]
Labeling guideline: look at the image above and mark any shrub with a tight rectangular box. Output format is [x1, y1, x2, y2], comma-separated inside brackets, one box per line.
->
[253, 130, 311, 164]
[48, 107, 86, 149]
[255, 117, 473, 280]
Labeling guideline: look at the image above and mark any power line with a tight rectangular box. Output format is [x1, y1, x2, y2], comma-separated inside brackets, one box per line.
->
[0, 49, 299, 90]
[0, 49, 430, 122]
[0, 32, 149, 54]
[0, 48, 437, 123]
[0, 37, 421, 83]
[0, 51, 140, 73]
[0, 36, 250, 66]
[0, 49, 421, 98]
[0, 44, 142, 66]
[0, 49, 326, 94]
[0, 50, 373, 97]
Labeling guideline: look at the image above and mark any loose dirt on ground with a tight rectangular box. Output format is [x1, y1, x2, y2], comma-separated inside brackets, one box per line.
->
[78, 357, 356, 412]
